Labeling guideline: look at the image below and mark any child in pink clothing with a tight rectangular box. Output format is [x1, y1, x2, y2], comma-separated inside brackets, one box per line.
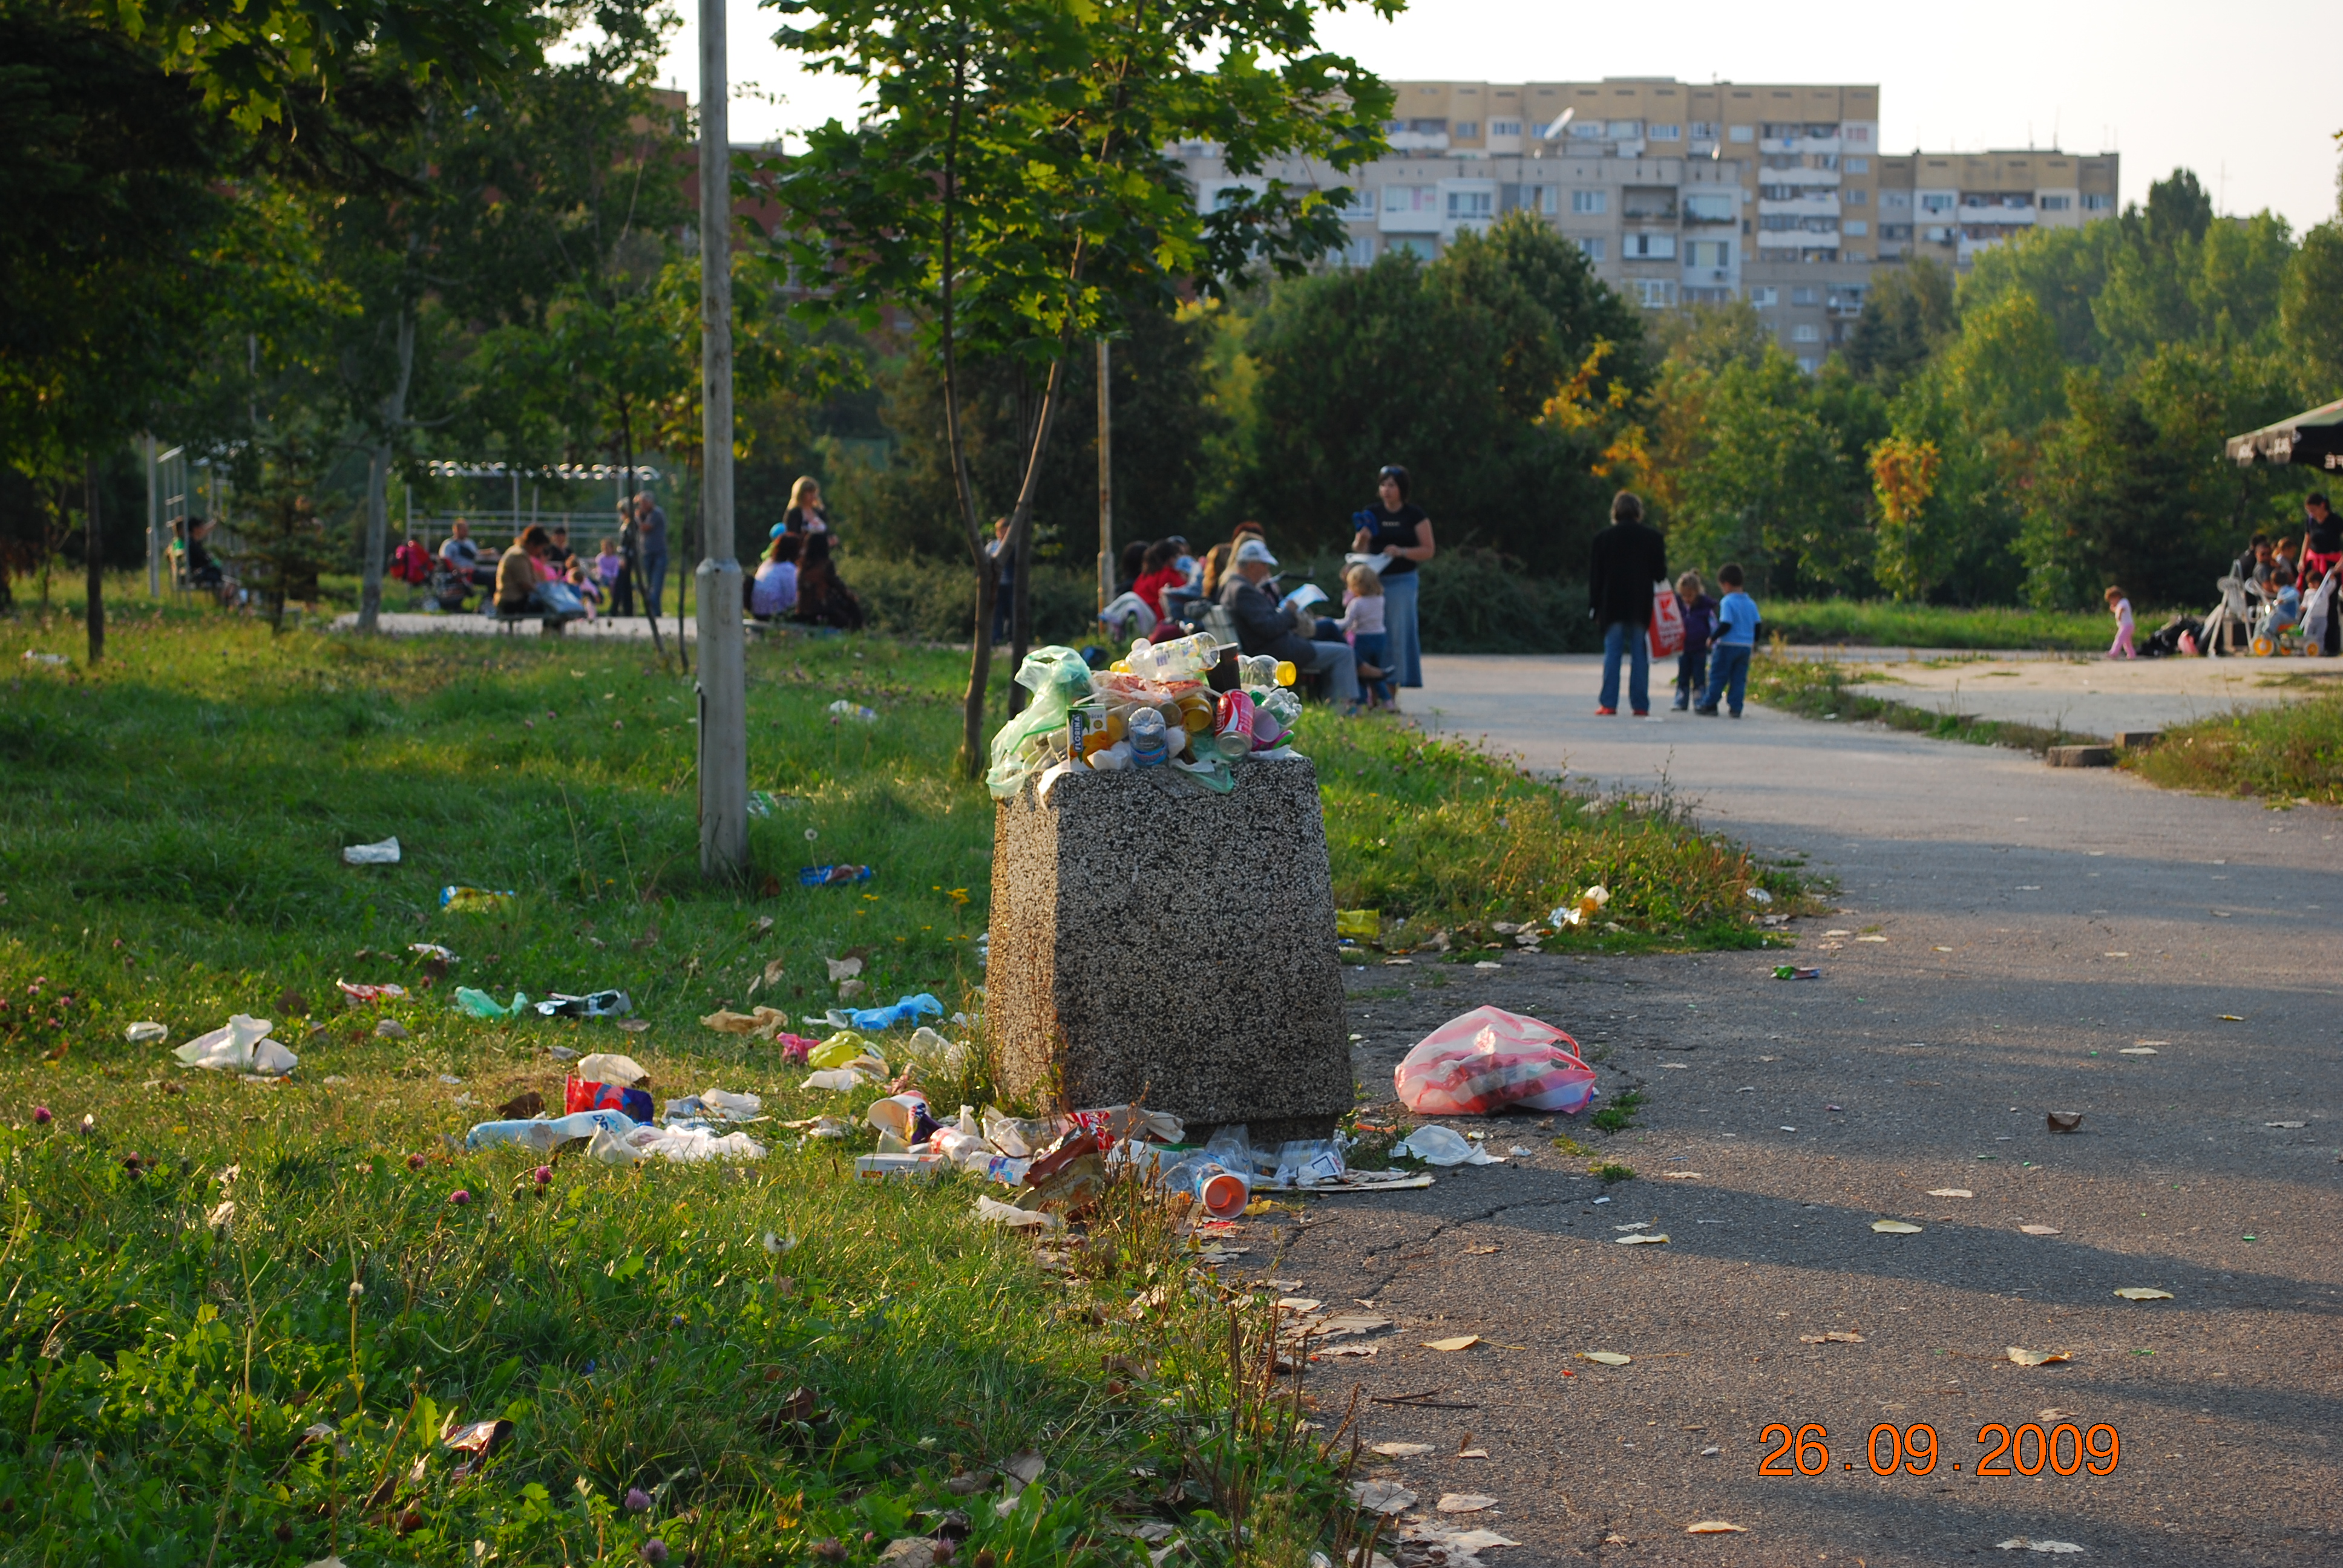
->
[2105, 585, 2135, 659]
[1337, 563, 1391, 713]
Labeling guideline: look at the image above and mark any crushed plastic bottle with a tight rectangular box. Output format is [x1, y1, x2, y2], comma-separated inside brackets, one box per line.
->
[465, 1109, 636, 1152]
[1126, 707, 1170, 766]
[1121, 633, 1228, 685]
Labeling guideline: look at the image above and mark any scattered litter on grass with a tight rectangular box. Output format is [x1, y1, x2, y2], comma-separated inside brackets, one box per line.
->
[1436, 1495, 1498, 1515]
[125, 1021, 166, 1043]
[175, 1016, 297, 1077]
[1337, 909, 1381, 939]
[535, 991, 631, 1019]
[1423, 1336, 1482, 1352]
[1857, 935, 1888, 943]
[826, 700, 879, 722]
[1928, 1188, 1974, 1198]
[1872, 1220, 1923, 1234]
[973, 1197, 1060, 1230]
[1995, 1539, 2085, 1553]
[1553, 886, 1610, 927]
[454, 988, 529, 1019]
[2020, 1225, 2062, 1236]
[703, 1006, 791, 1036]
[342, 837, 401, 865]
[2113, 1288, 2174, 1301]
[1579, 1351, 1631, 1366]
[577, 1053, 649, 1085]
[375, 1018, 408, 1040]
[440, 886, 515, 913]
[336, 981, 408, 1005]
[803, 864, 876, 887]
[1685, 1522, 1747, 1535]
[2007, 1348, 2070, 1366]
[1772, 965, 1821, 981]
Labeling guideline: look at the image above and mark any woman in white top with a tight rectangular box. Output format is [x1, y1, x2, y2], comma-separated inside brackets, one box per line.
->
[751, 532, 802, 618]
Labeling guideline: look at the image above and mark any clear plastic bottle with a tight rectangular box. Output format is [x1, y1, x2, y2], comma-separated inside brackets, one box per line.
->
[1124, 633, 1227, 685]
[1126, 706, 1170, 766]
[1237, 654, 1297, 692]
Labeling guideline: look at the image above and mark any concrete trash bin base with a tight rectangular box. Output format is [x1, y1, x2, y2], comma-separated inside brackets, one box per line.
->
[989, 757, 1351, 1139]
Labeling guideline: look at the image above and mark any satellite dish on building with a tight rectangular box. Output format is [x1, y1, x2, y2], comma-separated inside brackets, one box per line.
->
[1538, 107, 1575, 141]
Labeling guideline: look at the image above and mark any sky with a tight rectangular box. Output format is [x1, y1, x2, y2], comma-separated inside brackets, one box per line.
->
[657, 0, 2341, 235]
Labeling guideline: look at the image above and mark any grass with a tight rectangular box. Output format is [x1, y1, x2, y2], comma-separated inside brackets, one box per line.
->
[1746, 653, 2103, 756]
[0, 597, 1803, 1564]
[1761, 599, 2120, 653]
[2124, 692, 2343, 802]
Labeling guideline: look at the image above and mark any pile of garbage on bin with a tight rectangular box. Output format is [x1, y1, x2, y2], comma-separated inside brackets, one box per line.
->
[986, 641, 1305, 799]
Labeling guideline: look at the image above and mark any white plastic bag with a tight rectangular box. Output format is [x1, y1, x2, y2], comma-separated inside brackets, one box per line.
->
[175, 1015, 298, 1077]
[1394, 1005, 1595, 1117]
[1397, 1125, 1502, 1167]
[577, 1052, 650, 1086]
[342, 837, 401, 865]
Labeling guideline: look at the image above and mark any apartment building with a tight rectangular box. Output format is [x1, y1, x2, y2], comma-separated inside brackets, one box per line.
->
[1176, 79, 2119, 370]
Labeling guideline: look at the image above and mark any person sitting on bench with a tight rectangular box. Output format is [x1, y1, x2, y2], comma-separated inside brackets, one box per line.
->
[497, 524, 554, 616]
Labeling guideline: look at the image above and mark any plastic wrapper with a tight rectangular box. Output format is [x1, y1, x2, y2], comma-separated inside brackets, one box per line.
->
[454, 987, 529, 1019]
[565, 1076, 654, 1124]
[1392, 1005, 1596, 1117]
[342, 837, 401, 865]
[1271, 1138, 1347, 1188]
[576, 1052, 649, 1085]
[837, 993, 943, 1032]
[987, 646, 1099, 799]
[534, 990, 631, 1019]
[441, 886, 516, 913]
[801, 864, 875, 886]
[808, 1031, 885, 1071]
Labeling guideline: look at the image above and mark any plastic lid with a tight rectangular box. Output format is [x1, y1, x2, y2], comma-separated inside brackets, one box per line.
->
[1274, 661, 1297, 687]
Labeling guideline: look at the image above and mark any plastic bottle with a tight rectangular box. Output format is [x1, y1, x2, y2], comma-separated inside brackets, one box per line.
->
[1127, 707, 1170, 766]
[1237, 655, 1297, 691]
[1124, 633, 1227, 685]
[465, 1109, 635, 1152]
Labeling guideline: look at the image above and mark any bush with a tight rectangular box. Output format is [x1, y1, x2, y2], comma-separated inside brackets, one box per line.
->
[841, 555, 1097, 645]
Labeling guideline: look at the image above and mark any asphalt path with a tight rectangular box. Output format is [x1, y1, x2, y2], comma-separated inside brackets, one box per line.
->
[1239, 655, 2342, 1566]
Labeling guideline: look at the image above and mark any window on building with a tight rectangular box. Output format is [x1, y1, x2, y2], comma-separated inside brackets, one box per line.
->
[1453, 122, 1479, 140]
[1759, 214, 1800, 231]
[1387, 236, 1435, 260]
[1920, 193, 1955, 213]
[1845, 188, 1868, 205]
[1729, 125, 1754, 142]
[1797, 354, 1823, 373]
[1881, 191, 1911, 209]
[1845, 156, 1869, 174]
[1879, 223, 1913, 240]
[1384, 185, 1437, 213]
[1843, 219, 1869, 236]
[1844, 124, 1870, 142]
[1749, 287, 1778, 307]
[1569, 120, 1602, 139]
[1763, 155, 1801, 171]
[1684, 192, 1735, 221]
[1332, 186, 1375, 220]
[1685, 240, 1731, 267]
[2040, 194, 2072, 211]
[1759, 184, 1800, 201]
[1446, 189, 1493, 219]
[1406, 119, 1447, 135]
[1340, 234, 1376, 267]
[1792, 324, 1821, 343]
[1623, 232, 1677, 259]
[2082, 192, 2113, 210]
[1634, 278, 1677, 308]
[1791, 287, 1820, 305]
[1607, 119, 1642, 139]
[1800, 216, 1840, 234]
[1538, 186, 1559, 214]
[1490, 120, 1521, 137]
[1648, 123, 1682, 141]
[1807, 153, 1840, 171]
[1575, 237, 1606, 262]
[1689, 121, 1717, 139]
[1571, 189, 1607, 214]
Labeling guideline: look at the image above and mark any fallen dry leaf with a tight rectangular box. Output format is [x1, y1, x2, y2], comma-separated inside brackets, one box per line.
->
[1686, 1521, 1748, 1535]
[1457, 1446, 1488, 1459]
[1348, 1480, 1415, 1515]
[1423, 1335, 1482, 1353]
[2020, 1225, 2062, 1236]
[1327, 1344, 1378, 1359]
[1435, 1494, 1498, 1514]
[1579, 1351, 1632, 1366]
[2114, 1287, 2174, 1301]
[1872, 1220, 1924, 1234]
[2006, 1347, 2071, 1367]
[1277, 1298, 1323, 1313]
[1616, 1233, 1670, 1246]
[1370, 1442, 1434, 1458]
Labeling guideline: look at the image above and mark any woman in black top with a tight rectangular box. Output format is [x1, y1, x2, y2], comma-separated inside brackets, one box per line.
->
[1349, 465, 1434, 693]
[791, 532, 865, 630]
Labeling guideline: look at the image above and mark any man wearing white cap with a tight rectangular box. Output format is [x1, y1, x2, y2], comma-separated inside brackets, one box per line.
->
[1218, 538, 1360, 705]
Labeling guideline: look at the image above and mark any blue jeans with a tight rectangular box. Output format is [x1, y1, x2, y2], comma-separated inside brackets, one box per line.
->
[640, 547, 669, 616]
[1600, 621, 1650, 713]
[1381, 571, 1421, 688]
[1352, 631, 1391, 702]
[1702, 643, 1752, 714]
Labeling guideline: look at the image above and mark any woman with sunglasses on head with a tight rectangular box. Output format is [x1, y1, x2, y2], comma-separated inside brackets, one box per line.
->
[1349, 465, 1434, 702]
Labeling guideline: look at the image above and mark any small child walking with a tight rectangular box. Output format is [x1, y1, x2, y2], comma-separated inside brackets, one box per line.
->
[2105, 584, 2135, 659]
[1671, 570, 1715, 711]
[1337, 563, 1391, 714]
[1696, 563, 1759, 717]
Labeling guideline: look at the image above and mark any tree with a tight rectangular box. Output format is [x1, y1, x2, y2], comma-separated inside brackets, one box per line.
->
[1845, 258, 1955, 393]
[1869, 434, 1944, 601]
[2281, 222, 2343, 402]
[772, 0, 1395, 771]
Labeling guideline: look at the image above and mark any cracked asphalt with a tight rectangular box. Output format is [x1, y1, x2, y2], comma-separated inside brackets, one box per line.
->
[1231, 662, 2343, 1565]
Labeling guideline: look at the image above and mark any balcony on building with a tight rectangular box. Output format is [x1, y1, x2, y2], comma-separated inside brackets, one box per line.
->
[1386, 118, 1450, 154]
[1621, 186, 1679, 221]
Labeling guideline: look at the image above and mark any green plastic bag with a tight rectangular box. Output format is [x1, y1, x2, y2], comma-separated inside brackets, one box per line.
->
[986, 646, 1096, 800]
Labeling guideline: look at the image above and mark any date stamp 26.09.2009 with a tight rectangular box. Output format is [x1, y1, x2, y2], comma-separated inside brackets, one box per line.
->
[1758, 1422, 2120, 1478]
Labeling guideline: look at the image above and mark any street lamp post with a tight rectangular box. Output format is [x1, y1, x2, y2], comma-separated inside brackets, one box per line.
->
[695, 0, 749, 883]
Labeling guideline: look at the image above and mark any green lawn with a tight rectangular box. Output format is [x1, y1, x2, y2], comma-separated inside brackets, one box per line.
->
[1761, 599, 2121, 653]
[2124, 689, 2343, 802]
[0, 601, 1795, 1565]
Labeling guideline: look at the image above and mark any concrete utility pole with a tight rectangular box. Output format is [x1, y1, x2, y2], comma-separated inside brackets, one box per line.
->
[694, 0, 749, 883]
[1096, 339, 1113, 615]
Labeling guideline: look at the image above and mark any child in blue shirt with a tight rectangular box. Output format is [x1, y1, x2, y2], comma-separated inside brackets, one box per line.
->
[1696, 563, 1759, 718]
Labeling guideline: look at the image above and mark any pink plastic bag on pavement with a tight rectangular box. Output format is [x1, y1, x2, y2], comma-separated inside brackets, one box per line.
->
[1393, 1005, 1597, 1117]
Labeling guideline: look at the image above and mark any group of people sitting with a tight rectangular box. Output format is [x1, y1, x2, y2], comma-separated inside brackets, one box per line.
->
[750, 476, 864, 629]
[398, 516, 612, 619]
[2127, 492, 2341, 658]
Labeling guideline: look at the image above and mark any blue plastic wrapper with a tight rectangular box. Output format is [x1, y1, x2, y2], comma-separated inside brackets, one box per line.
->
[837, 993, 944, 1031]
[801, 864, 875, 887]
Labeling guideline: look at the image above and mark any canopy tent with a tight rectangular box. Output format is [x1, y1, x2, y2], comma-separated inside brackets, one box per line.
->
[2226, 397, 2343, 474]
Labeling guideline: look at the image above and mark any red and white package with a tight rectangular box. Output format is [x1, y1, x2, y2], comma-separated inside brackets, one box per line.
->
[1392, 1005, 1597, 1117]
